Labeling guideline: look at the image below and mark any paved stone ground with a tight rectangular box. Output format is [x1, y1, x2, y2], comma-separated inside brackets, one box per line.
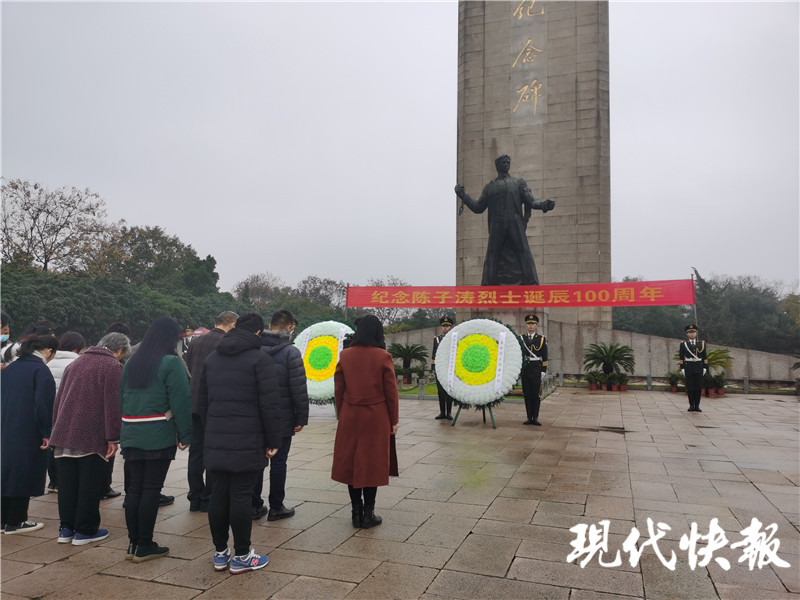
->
[2, 390, 798, 599]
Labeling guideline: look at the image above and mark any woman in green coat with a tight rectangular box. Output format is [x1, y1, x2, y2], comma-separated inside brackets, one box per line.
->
[120, 317, 191, 563]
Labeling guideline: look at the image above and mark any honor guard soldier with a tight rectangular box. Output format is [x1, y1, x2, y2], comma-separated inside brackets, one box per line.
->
[520, 314, 547, 425]
[432, 316, 454, 420]
[679, 324, 708, 412]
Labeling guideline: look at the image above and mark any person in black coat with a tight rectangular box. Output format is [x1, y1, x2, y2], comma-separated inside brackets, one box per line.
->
[678, 324, 708, 412]
[183, 310, 238, 512]
[197, 313, 282, 574]
[1, 333, 59, 534]
[253, 309, 309, 522]
[520, 314, 548, 426]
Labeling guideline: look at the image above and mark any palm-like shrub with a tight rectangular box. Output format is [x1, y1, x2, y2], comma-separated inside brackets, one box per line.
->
[388, 343, 429, 383]
[706, 348, 733, 372]
[672, 347, 733, 374]
[583, 342, 635, 375]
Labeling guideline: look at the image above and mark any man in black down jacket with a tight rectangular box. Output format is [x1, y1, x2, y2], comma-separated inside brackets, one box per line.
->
[184, 311, 238, 512]
[252, 309, 309, 521]
[197, 313, 282, 573]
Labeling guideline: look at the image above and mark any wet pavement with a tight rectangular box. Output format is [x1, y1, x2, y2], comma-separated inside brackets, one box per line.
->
[2, 390, 798, 599]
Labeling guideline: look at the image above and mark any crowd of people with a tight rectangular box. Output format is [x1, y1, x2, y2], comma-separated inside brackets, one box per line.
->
[0, 308, 400, 575]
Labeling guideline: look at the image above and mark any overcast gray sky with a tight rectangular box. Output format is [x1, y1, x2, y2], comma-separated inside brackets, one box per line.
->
[3, 1, 798, 294]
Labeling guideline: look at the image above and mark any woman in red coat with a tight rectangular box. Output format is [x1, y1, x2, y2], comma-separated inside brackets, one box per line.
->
[331, 315, 399, 529]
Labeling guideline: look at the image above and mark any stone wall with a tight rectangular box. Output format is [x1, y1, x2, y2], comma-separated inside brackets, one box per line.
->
[386, 322, 796, 383]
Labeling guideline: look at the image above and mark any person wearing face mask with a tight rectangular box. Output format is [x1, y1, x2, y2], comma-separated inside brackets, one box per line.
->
[1, 332, 60, 534]
[0, 310, 12, 370]
[2, 321, 54, 367]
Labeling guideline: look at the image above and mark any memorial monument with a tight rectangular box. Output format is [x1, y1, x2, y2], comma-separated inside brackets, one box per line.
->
[455, 0, 611, 328]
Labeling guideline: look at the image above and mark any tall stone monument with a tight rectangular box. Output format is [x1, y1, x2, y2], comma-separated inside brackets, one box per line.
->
[456, 0, 611, 329]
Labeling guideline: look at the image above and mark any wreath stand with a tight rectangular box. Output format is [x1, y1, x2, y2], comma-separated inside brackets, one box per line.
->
[451, 404, 496, 429]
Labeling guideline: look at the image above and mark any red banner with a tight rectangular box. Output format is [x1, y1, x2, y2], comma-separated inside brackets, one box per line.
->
[347, 280, 695, 308]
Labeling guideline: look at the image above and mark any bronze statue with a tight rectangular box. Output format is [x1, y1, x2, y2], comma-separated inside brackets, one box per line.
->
[455, 155, 555, 285]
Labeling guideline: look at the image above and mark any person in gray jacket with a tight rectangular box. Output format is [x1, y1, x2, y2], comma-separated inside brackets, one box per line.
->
[253, 309, 309, 521]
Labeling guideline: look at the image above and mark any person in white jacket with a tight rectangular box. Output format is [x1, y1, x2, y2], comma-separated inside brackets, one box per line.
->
[46, 331, 86, 492]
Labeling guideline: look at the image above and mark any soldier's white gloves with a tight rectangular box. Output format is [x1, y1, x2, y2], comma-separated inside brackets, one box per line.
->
[540, 372, 546, 381]
[681, 369, 685, 377]
[703, 369, 707, 376]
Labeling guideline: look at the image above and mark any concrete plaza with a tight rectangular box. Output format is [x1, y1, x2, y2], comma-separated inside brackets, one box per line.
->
[2, 390, 798, 599]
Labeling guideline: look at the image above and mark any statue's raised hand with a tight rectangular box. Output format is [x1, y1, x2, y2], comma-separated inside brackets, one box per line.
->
[454, 184, 465, 200]
[541, 199, 555, 213]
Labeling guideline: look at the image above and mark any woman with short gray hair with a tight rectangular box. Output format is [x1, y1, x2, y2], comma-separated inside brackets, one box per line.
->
[48, 334, 129, 545]
[98, 332, 131, 356]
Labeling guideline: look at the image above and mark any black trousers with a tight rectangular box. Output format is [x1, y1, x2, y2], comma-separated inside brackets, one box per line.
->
[124, 458, 172, 547]
[521, 366, 542, 420]
[47, 449, 58, 489]
[348, 485, 377, 507]
[208, 470, 258, 556]
[685, 369, 703, 408]
[187, 414, 209, 504]
[56, 455, 107, 535]
[435, 375, 453, 416]
[252, 436, 292, 510]
[1, 497, 30, 527]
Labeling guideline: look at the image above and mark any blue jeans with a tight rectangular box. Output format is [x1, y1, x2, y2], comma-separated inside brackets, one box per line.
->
[252, 436, 292, 509]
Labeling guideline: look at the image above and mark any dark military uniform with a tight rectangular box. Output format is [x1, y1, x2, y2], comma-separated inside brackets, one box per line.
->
[678, 324, 708, 412]
[432, 316, 454, 420]
[520, 314, 547, 425]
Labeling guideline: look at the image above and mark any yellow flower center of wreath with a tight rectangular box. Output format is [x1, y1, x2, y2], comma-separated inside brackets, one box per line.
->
[304, 335, 339, 382]
[454, 334, 498, 386]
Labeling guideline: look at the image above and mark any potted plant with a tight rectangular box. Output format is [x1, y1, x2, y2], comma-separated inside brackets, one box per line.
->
[586, 371, 599, 391]
[617, 372, 629, 392]
[713, 371, 726, 396]
[597, 372, 608, 391]
[388, 343, 429, 384]
[583, 342, 635, 393]
[583, 343, 636, 375]
[606, 372, 619, 391]
[702, 370, 715, 397]
[666, 370, 681, 393]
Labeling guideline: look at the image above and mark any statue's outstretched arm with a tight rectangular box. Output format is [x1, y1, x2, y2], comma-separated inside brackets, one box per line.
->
[521, 182, 555, 214]
[455, 184, 487, 214]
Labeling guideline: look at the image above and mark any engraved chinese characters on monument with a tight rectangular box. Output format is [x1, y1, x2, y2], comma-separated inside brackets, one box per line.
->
[455, 155, 555, 286]
[512, 0, 548, 124]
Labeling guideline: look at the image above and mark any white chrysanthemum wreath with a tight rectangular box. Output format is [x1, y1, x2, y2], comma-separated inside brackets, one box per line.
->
[294, 320, 354, 404]
[434, 318, 522, 407]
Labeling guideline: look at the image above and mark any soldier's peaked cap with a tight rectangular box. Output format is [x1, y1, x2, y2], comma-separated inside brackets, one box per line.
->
[525, 314, 539, 324]
[685, 324, 698, 332]
[440, 316, 454, 326]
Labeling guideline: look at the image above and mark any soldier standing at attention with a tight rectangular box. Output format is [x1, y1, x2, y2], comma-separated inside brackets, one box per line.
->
[520, 314, 547, 426]
[431, 316, 454, 420]
[679, 324, 707, 412]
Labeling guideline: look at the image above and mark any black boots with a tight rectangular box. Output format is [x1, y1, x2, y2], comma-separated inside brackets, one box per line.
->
[352, 501, 381, 528]
[351, 501, 363, 528]
[361, 505, 382, 529]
